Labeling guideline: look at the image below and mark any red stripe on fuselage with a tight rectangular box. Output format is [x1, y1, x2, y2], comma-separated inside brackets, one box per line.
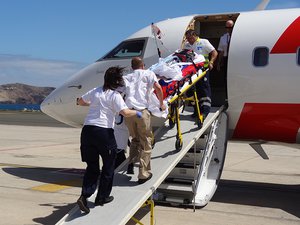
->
[233, 103, 300, 143]
[271, 16, 300, 54]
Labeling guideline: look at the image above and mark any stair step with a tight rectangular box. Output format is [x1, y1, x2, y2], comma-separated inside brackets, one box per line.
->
[164, 177, 195, 184]
[158, 182, 193, 193]
[156, 181, 194, 205]
[194, 137, 207, 149]
[168, 162, 199, 179]
[179, 152, 203, 164]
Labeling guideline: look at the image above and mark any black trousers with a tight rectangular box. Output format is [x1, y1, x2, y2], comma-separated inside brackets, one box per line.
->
[80, 125, 117, 199]
[186, 70, 212, 116]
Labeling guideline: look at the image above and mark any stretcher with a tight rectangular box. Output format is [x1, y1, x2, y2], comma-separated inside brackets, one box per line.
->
[150, 49, 208, 150]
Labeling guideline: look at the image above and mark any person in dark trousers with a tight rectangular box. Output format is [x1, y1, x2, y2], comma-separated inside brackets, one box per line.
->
[183, 29, 218, 120]
[217, 19, 234, 91]
[217, 20, 234, 73]
[76, 66, 142, 214]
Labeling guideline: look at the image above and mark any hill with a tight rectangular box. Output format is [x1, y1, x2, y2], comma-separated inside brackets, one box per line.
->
[0, 83, 55, 104]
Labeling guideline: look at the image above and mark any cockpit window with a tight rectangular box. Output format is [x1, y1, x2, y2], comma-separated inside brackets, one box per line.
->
[101, 39, 146, 60]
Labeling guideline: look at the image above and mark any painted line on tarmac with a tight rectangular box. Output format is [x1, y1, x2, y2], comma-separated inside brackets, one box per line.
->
[31, 179, 81, 192]
[0, 162, 35, 168]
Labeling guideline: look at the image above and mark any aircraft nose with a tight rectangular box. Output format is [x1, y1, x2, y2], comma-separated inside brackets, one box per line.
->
[40, 89, 64, 121]
[40, 86, 84, 127]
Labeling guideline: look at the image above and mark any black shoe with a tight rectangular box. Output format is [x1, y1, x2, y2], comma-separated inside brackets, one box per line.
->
[77, 195, 90, 213]
[95, 196, 114, 206]
[127, 163, 134, 174]
[138, 173, 153, 184]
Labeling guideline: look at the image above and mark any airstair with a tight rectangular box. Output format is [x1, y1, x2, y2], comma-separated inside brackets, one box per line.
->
[56, 106, 228, 225]
[155, 107, 228, 207]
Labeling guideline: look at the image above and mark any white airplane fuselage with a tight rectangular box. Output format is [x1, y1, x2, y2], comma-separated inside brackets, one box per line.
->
[41, 8, 300, 144]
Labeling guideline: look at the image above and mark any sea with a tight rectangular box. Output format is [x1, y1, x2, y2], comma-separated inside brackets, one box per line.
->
[0, 104, 40, 111]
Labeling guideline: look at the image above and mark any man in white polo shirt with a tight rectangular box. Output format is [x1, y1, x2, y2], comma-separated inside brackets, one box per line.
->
[183, 29, 218, 120]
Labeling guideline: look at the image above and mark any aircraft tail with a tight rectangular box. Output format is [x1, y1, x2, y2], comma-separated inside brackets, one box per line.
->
[255, 0, 270, 10]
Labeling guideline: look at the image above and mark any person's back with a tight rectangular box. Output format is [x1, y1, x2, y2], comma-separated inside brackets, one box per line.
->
[124, 69, 156, 110]
[76, 66, 142, 213]
[124, 57, 165, 184]
[83, 87, 124, 128]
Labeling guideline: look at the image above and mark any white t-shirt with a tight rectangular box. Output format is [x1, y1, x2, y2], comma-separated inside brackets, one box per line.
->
[218, 33, 230, 57]
[123, 69, 158, 110]
[81, 87, 127, 128]
[183, 37, 215, 56]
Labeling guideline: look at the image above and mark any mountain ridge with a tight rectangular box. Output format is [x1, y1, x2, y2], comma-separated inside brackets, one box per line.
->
[0, 83, 55, 105]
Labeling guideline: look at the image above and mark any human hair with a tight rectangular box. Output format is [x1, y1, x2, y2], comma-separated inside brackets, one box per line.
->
[103, 66, 125, 91]
[185, 29, 197, 37]
[131, 57, 144, 70]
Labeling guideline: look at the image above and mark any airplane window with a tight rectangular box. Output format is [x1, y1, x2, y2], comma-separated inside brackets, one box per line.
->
[253, 47, 269, 67]
[102, 39, 145, 59]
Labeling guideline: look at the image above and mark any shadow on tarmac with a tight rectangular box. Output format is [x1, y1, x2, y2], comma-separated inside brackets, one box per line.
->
[212, 179, 300, 219]
[33, 202, 77, 225]
[3, 167, 300, 223]
[2, 166, 84, 187]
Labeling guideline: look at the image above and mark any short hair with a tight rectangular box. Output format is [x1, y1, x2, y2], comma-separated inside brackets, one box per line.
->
[185, 29, 197, 37]
[103, 66, 125, 91]
[131, 57, 144, 70]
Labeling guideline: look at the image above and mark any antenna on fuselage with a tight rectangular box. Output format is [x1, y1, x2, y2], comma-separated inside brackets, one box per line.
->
[151, 22, 162, 58]
[255, 0, 270, 10]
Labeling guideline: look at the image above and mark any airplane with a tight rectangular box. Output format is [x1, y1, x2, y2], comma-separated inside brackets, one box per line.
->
[40, 1, 300, 220]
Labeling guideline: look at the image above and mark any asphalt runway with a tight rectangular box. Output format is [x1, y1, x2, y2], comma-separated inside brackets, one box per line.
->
[0, 111, 299, 225]
[0, 111, 70, 127]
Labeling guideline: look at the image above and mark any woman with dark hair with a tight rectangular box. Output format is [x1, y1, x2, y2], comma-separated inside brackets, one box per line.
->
[76, 66, 141, 213]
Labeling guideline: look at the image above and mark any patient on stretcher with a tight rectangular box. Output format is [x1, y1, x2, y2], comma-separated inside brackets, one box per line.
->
[147, 49, 205, 118]
[149, 49, 205, 99]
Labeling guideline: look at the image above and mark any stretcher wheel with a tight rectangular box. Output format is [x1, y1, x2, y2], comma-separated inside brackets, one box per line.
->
[169, 118, 175, 129]
[175, 138, 183, 151]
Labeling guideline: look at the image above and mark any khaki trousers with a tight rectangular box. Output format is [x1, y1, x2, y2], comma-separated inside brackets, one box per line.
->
[125, 109, 152, 179]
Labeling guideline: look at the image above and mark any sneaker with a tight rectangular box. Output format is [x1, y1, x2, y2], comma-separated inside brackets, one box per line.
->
[77, 196, 90, 214]
[138, 173, 153, 184]
[127, 163, 134, 174]
[95, 196, 114, 206]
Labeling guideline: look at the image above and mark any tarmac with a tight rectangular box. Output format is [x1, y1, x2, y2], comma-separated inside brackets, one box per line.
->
[0, 111, 299, 225]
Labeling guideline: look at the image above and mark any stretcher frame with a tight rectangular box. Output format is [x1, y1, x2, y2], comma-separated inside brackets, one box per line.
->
[167, 68, 208, 151]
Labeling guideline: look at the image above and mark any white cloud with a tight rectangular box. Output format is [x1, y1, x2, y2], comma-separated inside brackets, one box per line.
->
[0, 54, 87, 87]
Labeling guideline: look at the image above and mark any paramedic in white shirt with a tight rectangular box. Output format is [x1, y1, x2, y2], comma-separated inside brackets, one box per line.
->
[217, 20, 234, 72]
[123, 57, 165, 184]
[183, 29, 218, 119]
[76, 66, 142, 214]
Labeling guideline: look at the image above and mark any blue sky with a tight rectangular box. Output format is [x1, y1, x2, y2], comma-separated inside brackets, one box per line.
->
[0, 0, 299, 87]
